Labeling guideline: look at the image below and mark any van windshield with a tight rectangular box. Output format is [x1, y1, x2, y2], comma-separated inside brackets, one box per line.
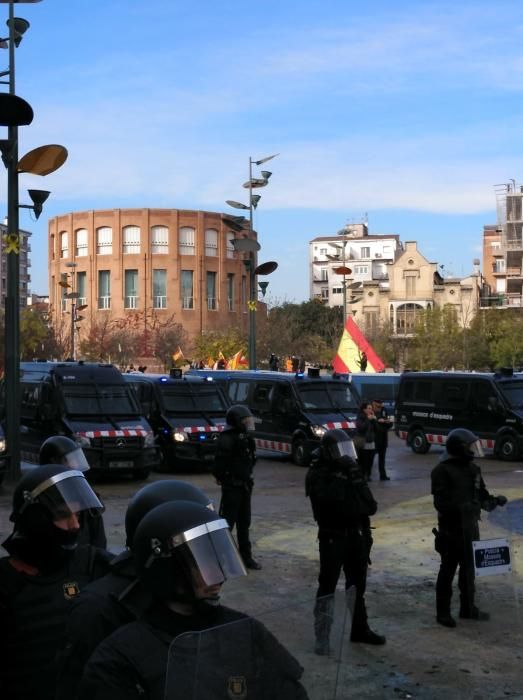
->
[159, 385, 227, 414]
[297, 383, 358, 411]
[497, 381, 523, 409]
[61, 384, 140, 416]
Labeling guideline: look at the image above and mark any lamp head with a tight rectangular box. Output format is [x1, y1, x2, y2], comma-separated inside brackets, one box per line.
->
[27, 189, 50, 220]
[251, 194, 261, 209]
[7, 17, 30, 47]
[260, 171, 272, 181]
[258, 281, 269, 297]
[225, 200, 249, 210]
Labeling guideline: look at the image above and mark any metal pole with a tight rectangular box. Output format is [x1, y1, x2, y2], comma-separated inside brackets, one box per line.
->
[248, 156, 256, 369]
[4, 0, 21, 483]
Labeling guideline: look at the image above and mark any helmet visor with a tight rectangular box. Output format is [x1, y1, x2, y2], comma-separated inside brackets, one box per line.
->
[61, 447, 90, 472]
[30, 470, 104, 520]
[169, 519, 247, 587]
[328, 438, 358, 462]
[469, 440, 485, 459]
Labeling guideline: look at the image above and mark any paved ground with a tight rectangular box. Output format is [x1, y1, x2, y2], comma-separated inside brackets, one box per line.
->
[1, 436, 522, 699]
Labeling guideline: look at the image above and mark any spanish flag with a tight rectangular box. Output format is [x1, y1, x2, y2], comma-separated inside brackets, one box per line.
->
[228, 350, 248, 369]
[172, 347, 184, 362]
[332, 317, 385, 373]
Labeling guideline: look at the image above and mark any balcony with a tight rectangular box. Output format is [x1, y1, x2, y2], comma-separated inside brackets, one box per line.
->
[506, 267, 522, 278]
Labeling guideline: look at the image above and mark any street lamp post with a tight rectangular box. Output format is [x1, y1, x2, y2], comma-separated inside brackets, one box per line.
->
[226, 153, 279, 369]
[0, 0, 67, 483]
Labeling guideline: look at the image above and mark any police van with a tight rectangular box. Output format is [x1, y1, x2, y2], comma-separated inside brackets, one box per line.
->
[1, 361, 161, 478]
[395, 369, 523, 460]
[123, 370, 228, 471]
[345, 372, 401, 417]
[186, 368, 360, 466]
[0, 423, 6, 485]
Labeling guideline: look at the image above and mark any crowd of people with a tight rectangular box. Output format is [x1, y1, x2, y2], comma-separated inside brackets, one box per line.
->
[0, 410, 508, 698]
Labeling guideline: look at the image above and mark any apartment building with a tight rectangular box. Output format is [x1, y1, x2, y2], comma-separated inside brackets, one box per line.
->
[309, 223, 402, 312]
[0, 221, 32, 307]
[482, 181, 523, 308]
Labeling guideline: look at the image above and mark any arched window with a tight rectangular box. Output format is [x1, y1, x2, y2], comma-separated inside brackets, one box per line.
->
[205, 229, 218, 257]
[60, 231, 68, 259]
[226, 231, 235, 259]
[75, 228, 88, 257]
[122, 226, 140, 255]
[395, 303, 424, 334]
[96, 227, 112, 255]
[179, 227, 195, 255]
[151, 226, 168, 254]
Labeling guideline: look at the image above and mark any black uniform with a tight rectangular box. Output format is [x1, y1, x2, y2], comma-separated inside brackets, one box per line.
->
[354, 410, 377, 480]
[78, 602, 308, 700]
[431, 455, 500, 621]
[306, 447, 380, 646]
[371, 402, 392, 481]
[0, 544, 112, 700]
[55, 552, 151, 700]
[213, 426, 257, 565]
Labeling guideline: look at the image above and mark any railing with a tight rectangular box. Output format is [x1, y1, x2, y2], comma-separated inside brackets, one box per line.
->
[98, 295, 111, 309]
[207, 296, 217, 310]
[182, 296, 194, 309]
[124, 295, 138, 309]
[227, 297, 234, 311]
[480, 294, 523, 308]
[153, 295, 167, 309]
[506, 267, 522, 277]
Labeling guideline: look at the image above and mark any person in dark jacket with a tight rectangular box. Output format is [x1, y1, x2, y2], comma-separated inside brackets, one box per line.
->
[212, 404, 261, 569]
[0, 464, 112, 700]
[306, 429, 385, 654]
[77, 501, 309, 700]
[370, 399, 392, 481]
[354, 402, 377, 481]
[39, 434, 107, 548]
[55, 479, 214, 700]
[431, 428, 508, 628]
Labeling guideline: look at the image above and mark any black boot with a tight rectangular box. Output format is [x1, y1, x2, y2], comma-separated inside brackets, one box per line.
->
[436, 613, 456, 628]
[350, 627, 386, 645]
[459, 606, 489, 621]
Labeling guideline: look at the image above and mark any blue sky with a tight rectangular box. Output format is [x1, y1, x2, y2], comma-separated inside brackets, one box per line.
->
[5, 0, 523, 303]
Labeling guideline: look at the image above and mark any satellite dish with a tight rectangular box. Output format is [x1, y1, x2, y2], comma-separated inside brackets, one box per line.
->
[333, 266, 352, 275]
[232, 238, 261, 252]
[18, 144, 68, 176]
[254, 261, 278, 275]
[0, 93, 33, 127]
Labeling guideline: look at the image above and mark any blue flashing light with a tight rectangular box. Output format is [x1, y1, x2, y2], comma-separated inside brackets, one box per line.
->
[198, 433, 207, 441]
[295, 372, 305, 379]
[160, 377, 168, 382]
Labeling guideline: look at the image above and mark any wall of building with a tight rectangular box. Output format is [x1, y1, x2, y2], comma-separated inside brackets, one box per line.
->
[48, 208, 257, 349]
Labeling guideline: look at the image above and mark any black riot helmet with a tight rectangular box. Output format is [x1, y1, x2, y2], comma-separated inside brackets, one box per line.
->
[226, 404, 254, 432]
[320, 429, 358, 464]
[133, 500, 246, 605]
[445, 428, 484, 460]
[7, 464, 104, 565]
[125, 480, 214, 548]
[39, 435, 90, 472]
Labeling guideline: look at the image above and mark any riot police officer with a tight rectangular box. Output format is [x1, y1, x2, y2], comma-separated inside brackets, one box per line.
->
[39, 435, 107, 548]
[78, 500, 308, 700]
[0, 464, 111, 700]
[212, 404, 261, 569]
[306, 429, 385, 654]
[431, 428, 507, 628]
[56, 480, 214, 700]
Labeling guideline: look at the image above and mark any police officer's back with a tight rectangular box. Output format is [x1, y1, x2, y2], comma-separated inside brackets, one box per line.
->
[212, 405, 261, 569]
[306, 429, 385, 650]
[0, 464, 111, 700]
[55, 480, 214, 700]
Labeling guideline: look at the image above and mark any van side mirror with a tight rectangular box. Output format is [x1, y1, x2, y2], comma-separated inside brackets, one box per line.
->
[488, 396, 503, 413]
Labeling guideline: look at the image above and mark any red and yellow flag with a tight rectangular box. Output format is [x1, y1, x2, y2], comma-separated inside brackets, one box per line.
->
[332, 317, 385, 374]
[172, 346, 184, 362]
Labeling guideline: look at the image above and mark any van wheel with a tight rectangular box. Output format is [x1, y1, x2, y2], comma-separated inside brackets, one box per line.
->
[409, 429, 430, 454]
[496, 434, 519, 461]
[292, 438, 310, 467]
